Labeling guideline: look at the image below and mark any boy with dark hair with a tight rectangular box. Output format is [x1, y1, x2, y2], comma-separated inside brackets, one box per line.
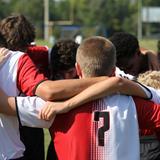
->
[0, 14, 47, 160]
[0, 14, 35, 51]
[50, 39, 79, 80]
[109, 32, 159, 76]
[109, 32, 160, 160]
[47, 39, 79, 160]
[0, 14, 49, 76]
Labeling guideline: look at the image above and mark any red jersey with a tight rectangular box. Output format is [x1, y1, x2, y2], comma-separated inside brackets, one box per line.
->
[50, 96, 160, 160]
[27, 45, 49, 77]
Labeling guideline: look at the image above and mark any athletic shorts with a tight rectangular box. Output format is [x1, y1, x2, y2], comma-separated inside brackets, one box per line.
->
[140, 135, 160, 160]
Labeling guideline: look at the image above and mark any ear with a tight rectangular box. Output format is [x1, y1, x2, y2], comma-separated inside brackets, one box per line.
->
[75, 62, 82, 78]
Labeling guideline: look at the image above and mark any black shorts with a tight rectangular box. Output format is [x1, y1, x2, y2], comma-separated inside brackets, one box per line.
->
[140, 136, 160, 160]
[20, 126, 44, 160]
[46, 140, 58, 160]
[10, 157, 25, 160]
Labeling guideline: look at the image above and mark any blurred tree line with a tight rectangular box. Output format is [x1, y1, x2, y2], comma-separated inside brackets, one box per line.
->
[0, 0, 159, 39]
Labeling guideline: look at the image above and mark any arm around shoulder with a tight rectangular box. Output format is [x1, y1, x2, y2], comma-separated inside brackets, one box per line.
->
[35, 77, 107, 101]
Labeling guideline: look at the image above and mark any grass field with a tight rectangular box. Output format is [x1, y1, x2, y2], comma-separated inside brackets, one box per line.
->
[44, 129, 51, 158]
[36, 38, 159, 51]
[36, 39, 52, 158]
[139, 38, 158, 51]
[36, 38, 159, 158]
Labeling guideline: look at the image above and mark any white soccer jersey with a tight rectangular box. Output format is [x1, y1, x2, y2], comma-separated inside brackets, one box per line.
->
[95, 96, 140, 160]
[115, 67, 135, 80]
[136, 83, 160, 104]
[16, 96, 54, 128]
[0, 51, 25, 160]
[145, 86, 160, 104]
[115, 67, 160, 103]
[0, 50, 47, 159]
[51, 95, 140, 160]
[91, 95, 140, 160]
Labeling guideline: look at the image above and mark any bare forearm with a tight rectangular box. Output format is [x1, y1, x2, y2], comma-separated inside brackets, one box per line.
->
[39, 77, 148, 120]
[116, 77, 147, 97]
[0, 88, 16, 115]
[64, 77, 147, 111]
[35, 77, 107, 101]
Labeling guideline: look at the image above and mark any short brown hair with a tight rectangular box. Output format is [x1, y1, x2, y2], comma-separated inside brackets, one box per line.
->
[0, 14, 35, 51]
[137, 71, 160, 89]
[76, 36, 116, 77]
[0, 32, 7, 47]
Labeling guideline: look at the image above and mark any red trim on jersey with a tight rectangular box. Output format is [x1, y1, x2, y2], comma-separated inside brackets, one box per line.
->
[17, 53, 48, 96]
[50, 97, 160, 159]
[133, 97, 160, 137]
[50, 102, 93, 160]
[27, 45, 49, 77]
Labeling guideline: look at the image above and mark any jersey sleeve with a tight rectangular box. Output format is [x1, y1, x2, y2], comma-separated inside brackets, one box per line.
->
[133, 97, 160, 130]
[133, 82, 160, 103]
[27, 45, 49, 77]
[15, 96, 54, 128]
[17, 53, 48, 96]
[134, 81, 152, 100]
[146, 86, 160, 104]
[115, 67, 135, 80]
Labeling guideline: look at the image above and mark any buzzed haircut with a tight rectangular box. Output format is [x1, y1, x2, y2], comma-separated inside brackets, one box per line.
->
[137, 71, 160, 89]
[76, 36, 116, 77]
[0, 14, 35, 51]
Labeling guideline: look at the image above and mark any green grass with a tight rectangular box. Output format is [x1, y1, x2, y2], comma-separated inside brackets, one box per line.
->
[35, 39, 52, 48]
[44, 129, 51, 158]
[36, 38, 159, 51]
[139, 38, 158, 51]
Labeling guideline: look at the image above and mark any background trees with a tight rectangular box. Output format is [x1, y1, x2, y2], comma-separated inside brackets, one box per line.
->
[0, 0, 159, 39]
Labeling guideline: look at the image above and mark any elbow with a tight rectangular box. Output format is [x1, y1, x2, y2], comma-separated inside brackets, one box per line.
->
[35, 84, 54, 101]
[36, 85, 65, 101]
[111, 77, 125, 92]
[113, 76, 124, 86]
[35, 80, 69, 101]
[42, 91, 54, 101]
[41, 87, 60, 101]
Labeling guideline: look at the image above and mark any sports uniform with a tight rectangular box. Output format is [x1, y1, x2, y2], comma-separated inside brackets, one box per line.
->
[115, 67, 135, 80]
[49, 95, 160, 160]
[16, 96, 54, 128]
[116, 67, 160, 160]
[27, 45, 50, 77]
[146, 86, 160, 104]
[20, 45, 49, 160]
[0, 50, 47, 159]
[139, 86, 160, 160]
